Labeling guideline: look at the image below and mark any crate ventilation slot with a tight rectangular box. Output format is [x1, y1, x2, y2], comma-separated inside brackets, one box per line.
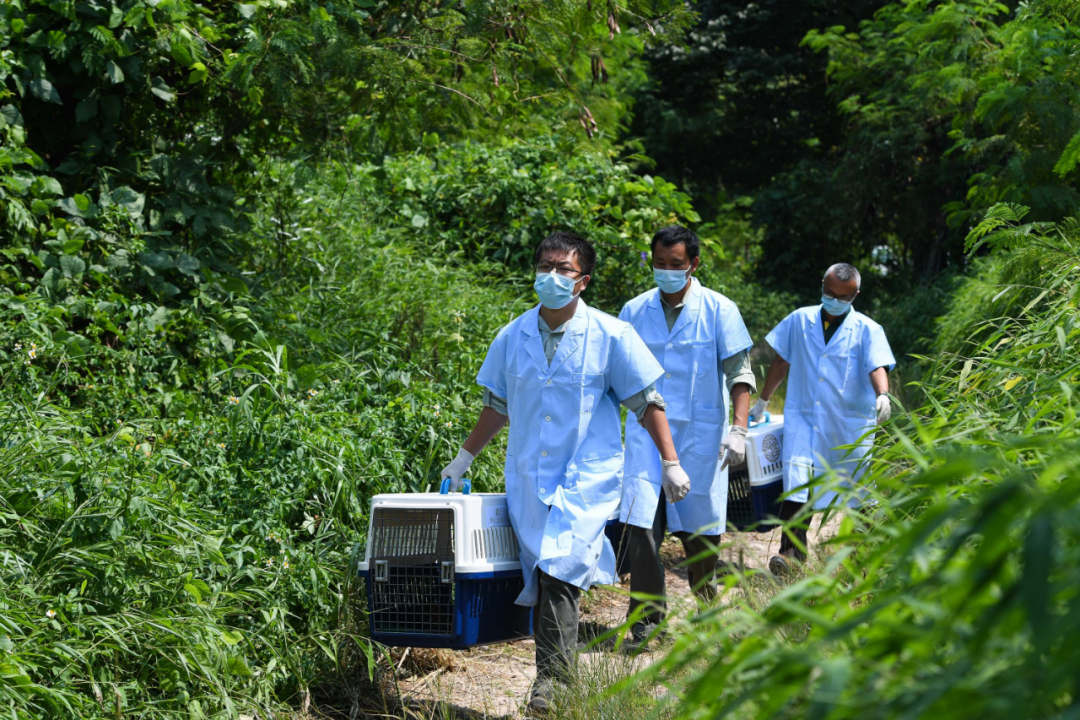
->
[472, 526, 519, 561]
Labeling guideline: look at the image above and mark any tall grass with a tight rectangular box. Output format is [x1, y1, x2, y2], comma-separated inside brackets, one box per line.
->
[637, 206, 1080, 718]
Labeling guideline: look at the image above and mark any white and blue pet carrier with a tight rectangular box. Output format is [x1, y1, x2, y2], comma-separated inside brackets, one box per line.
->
[726, 414, 785, 531]
[356, 480, 533, 649]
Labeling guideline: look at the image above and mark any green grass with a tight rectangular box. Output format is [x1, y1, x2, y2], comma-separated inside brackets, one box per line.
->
[641, 207, 1080, 719]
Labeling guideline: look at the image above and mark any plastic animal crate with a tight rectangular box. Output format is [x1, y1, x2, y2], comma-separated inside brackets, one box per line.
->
[356, 480, 533, 649]
[726, 414, 785, 532]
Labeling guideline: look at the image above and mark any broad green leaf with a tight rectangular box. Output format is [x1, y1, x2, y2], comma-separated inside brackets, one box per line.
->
[106, 60, 125, 84]
[151, 78, 175, 102]
[32, 176, 62, 196]
[29, 77, 62, 104]
[62, 236, 85, 255]
[226, 656, 252, 677]
[176, 253, 201, 275]
[75, 99, 98, 123]
[59, 254, 86, 279]
[183, 583, 203, 602]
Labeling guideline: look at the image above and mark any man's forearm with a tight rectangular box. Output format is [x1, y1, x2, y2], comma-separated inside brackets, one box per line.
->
[869, 367, 889, 396]
[731, 382, 751, 428]
[760, 356, 790, 401]
[462, 406, 509, 456]
[641, 405, 678, 462]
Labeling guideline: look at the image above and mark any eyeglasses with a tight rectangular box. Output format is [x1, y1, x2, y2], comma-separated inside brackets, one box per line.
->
[823, 291, 858, 303]
[535, 263, 584, 278]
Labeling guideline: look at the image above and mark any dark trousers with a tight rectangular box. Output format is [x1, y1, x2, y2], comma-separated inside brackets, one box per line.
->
[777, 500, 809, 561]
[624, 499, 719, 631]
[535, 570, 581, 681]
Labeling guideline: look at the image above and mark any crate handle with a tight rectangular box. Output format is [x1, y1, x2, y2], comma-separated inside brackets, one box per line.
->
[749, 411, 772, 427]
[374, 559, 388, 582]
[439, 477, 472, 495]
[440, 561, 455, 584]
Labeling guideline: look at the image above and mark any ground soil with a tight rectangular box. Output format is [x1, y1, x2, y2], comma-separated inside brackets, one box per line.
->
[367, 516, 839, 719]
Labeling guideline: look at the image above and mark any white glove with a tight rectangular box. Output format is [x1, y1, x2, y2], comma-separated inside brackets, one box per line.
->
[749, 397, 769, 422]
[439, 448, 475, 491]
[719, 425, 747, 469]
[661, 460, 691, 503]
[875, 394, 891, 424]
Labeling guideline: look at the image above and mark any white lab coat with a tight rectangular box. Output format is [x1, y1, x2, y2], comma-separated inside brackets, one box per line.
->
[764, 305, 896, 508]
[476, 300, 664, 605]
[618, 279, 754, 535]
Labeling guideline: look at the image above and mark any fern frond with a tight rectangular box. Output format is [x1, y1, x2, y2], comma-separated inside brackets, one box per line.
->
[1052, 127, 1080, 177]
[965, 202, 1031, 255]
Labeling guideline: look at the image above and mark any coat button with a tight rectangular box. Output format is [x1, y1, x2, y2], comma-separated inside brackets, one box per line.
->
[546, 379, 552, 385]
[545, 415, 552, 422]
[666, 343, 673, 349]
[665, 373, 672, 379]
[816, 401, 821, 406]
[540, 487, 546, 493]
[541, 451, 548, 457]
[819, 377, 823, 382]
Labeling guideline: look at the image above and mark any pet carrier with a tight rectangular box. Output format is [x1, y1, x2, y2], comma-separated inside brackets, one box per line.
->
[356, 479, 533, 649]
[726, 414, 785, 532]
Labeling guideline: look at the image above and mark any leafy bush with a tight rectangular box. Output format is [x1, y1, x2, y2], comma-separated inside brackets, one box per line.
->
[343, 138, 701, 313]
[0, 160, 530, 717]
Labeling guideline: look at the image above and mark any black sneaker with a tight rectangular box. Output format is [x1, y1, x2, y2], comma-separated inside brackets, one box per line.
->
[621, 622, 663, 655]
[527, 677, 557, 716]
[768, 554, 801, 578]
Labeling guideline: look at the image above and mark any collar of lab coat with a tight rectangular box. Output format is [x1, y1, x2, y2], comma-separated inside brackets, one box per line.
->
[811, 304, 857, 350]
[523, 300, 589, 374]
[648, 277, 701, 339]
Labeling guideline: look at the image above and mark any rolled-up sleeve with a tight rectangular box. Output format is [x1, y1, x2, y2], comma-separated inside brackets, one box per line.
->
[620, 383, 666, 422]
[482, 387, 509, 416]
[721, 349, 756, 393]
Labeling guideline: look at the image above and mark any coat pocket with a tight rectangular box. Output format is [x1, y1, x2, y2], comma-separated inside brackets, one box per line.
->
[575, 451, 623, 503]
[573, 372, 606, 414]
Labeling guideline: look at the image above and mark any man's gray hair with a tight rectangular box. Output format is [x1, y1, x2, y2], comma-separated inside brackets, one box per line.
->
[824, 263, 861, 289]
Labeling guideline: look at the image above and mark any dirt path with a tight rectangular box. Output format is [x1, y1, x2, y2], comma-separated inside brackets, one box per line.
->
[385, 516, 838, 719]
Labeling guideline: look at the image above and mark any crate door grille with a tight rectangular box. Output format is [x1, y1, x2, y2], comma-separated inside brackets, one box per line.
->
[369, 508, 456, 636]
[726, 465, 754, 530]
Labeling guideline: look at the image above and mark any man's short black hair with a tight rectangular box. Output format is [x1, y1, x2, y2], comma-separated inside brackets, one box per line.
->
[534, 232, 597, 277]
[651, 225, 700, 260]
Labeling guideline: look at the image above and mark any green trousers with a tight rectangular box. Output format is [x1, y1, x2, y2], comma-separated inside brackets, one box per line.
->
[624, 499, 719, 634]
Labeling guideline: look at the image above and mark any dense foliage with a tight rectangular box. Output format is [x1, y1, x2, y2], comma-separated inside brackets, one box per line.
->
[0, 0, 693, 373]
[628, 0, 884, 215]
[0, 167, 533, 716]
[5, 0, 1080, 717]
[629, 0, 1080, 298]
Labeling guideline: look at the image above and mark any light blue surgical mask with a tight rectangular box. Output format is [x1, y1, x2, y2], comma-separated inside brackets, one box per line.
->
[534, 271, 579, 309]
[654, 268, 690, 294]
[821, 293, 852, 316]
